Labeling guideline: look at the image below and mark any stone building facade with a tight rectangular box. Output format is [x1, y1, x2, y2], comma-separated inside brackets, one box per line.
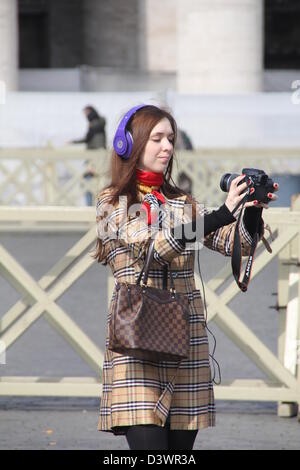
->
[0, 0, 299, 92]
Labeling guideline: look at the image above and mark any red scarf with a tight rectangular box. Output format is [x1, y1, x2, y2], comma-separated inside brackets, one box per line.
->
[136, 168, 164, 187]
[136, 169, 165, 225]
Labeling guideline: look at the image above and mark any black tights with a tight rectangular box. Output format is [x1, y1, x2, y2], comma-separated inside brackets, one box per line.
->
[125, 424, 198, 451]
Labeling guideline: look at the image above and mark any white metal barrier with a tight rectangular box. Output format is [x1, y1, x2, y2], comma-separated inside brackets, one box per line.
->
[0, 147, 300, 206]
[0, 205, 299, 421]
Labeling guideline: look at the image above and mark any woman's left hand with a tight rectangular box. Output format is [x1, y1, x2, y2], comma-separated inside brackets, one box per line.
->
[244, 182, 279, 209]
[225, 175, 279, 212]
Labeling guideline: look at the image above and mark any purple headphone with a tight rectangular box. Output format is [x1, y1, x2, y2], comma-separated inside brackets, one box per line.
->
[113, 104, 153, 160]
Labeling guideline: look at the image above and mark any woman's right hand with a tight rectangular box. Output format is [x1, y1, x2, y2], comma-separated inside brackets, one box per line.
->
[224, 174, 248, 214]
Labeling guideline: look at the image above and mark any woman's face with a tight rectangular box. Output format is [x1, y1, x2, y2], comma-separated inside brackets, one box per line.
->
[137, 117, 174, 173]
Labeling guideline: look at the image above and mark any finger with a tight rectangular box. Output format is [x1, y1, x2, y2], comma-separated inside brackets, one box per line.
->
[236, 181, 248, 194]
[243, 200, 267, 209]
[237, 190, 248, 202]
[244, 201, 258, 209]
[231, 174, 245, 188]
[254, 201, 269, 209]
[268, 193, 278, 201]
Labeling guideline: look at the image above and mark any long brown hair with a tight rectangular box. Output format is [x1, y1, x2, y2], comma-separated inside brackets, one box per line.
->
[93, 104, 197, 263]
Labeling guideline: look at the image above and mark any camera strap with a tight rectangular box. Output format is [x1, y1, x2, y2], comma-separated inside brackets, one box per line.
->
[231, 198, 262, 292]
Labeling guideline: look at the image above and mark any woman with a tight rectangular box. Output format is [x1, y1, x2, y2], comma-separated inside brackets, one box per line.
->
[94, 104, 278, 450]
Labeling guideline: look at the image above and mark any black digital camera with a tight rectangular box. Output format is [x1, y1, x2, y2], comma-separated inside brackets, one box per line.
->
[220, 168, 274, 204]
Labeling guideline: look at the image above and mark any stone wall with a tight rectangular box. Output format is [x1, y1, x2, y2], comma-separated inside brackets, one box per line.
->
[82, 0, 139, 68]
[48, 0, 83, 67]
[18, 0, 140, 69]
[18, 0, 83, 67]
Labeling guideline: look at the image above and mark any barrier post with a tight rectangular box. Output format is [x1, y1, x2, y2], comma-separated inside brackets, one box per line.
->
[278, 195, 300, 417]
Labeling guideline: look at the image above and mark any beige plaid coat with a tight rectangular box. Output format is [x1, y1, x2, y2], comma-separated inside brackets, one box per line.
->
[95, 187, 254, 435]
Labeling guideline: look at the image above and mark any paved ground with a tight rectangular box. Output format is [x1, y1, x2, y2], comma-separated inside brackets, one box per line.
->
[0, 232, 299, 450]
[0, 399, 299, 450]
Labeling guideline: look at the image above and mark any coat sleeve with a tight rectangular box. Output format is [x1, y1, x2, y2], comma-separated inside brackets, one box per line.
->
[186, 198, 258, 257]
[203, 216, 254, 256]
[203, 207, 259, 256]
[96, 191, 186, 266]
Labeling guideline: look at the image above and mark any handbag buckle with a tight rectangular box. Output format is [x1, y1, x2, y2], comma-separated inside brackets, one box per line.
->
[170, 286, 177, 298]
[141, 278, 148, 291]
[141, 274, 147, 288]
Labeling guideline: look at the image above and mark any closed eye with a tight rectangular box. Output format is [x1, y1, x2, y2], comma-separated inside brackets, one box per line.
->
[151, 133, 175, 143]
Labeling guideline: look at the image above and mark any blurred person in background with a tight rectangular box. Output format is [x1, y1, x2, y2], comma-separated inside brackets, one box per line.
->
[72, 105, 106, 149]
[176, 128, 194, 195]
[72, 106, 106, 205]
[176, 129, 193, 151]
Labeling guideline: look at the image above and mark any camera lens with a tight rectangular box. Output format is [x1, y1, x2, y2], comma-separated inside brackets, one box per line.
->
[220, 173, 239, 192]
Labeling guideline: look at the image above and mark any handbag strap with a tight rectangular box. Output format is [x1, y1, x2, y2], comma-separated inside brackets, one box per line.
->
[136, 238, 176, 292]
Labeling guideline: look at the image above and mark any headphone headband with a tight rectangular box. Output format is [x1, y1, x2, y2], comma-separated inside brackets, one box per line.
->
[117, 104, 146, 132]
[113, 104, 154, 159]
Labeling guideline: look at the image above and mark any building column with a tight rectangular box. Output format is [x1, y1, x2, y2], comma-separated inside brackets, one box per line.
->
[0, 0, 18, 91]
[138, 0, 177, 72]
[177, 0, 263, 93]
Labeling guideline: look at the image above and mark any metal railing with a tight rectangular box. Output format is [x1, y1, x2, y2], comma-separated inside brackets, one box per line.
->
[0, 203, 299, 420]
[1, 147, 300, 206]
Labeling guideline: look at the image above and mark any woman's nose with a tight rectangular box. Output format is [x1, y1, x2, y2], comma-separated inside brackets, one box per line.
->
[162, 137, 173, 151]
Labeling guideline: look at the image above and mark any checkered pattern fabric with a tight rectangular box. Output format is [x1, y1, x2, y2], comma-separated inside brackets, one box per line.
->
[108, 282, 190, 362]
[141, 192, 168, 227]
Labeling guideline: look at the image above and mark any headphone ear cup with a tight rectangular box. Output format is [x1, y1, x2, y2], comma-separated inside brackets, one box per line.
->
[113, 131, 127, 157]
[123, 131, 133, 160]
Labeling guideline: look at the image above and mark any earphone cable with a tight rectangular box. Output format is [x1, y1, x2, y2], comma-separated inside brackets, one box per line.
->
[197, 248, 222, 386]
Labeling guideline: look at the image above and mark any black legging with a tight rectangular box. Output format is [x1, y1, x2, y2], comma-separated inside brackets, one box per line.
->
[125, 423, 198, 451]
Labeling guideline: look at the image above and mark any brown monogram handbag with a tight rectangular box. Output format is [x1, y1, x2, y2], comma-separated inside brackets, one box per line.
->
[108, 239, 190, 362]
